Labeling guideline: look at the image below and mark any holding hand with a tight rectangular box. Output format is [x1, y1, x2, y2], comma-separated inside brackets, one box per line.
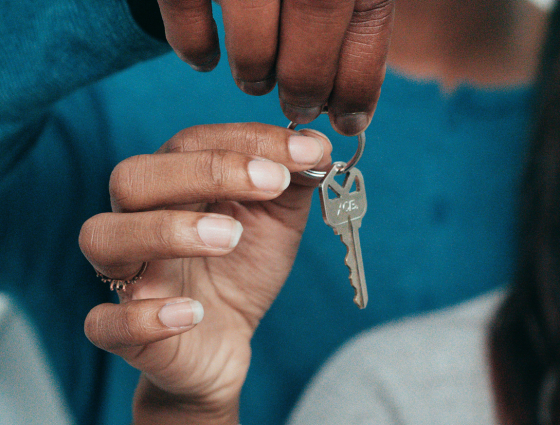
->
[131, 0, 394, 135]
[79, 123, 331, 425]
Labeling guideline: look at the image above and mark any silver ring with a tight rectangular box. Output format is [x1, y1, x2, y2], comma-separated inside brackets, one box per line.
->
[288, 120, 366, 180]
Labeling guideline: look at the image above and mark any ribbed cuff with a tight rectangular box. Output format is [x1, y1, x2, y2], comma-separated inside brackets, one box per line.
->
[126, 0, 167, 42]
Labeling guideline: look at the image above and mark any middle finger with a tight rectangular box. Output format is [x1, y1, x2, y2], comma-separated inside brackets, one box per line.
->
[277, 0, 356, 124]
[220, 0, 281, 95]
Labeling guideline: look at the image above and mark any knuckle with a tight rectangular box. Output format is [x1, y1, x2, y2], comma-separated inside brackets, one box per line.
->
[109, 156, 150, 211]
[291, 0, 354, 18]
[121, 304, 141, 344]
[153, 211, 184, 252]
[165, 125, 214, 153]
[87, 303, 147, 351]
[189, 125, 215, 151]
[240, 0, 277, 11]
[121, 303, 161, 344]
[165, 129, 195, 153]
[235, 122, 277, 157]
[352, 0, 395, 29]
[195, 150, 232, 192]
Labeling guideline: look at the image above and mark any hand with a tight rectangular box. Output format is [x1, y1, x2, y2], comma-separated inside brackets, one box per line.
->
[129, 0, 394, 135]
[79, 123, 331, 425]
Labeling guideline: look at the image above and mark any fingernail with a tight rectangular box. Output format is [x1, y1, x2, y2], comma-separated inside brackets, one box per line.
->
[288, 135, 323, 165]
[197, 217, 243, 249]
[333, 113, 370, 135]
[235, 75, 276, 96]
[189, 49, 221, 73]
[248, 160, 290, 192]
[281, 102, 323, 124]
[159, 299, 204, 328]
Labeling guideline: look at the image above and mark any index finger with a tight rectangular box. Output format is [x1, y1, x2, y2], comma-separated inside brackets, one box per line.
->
[277, 0, 356, 124]
[157, 0, 221, 71]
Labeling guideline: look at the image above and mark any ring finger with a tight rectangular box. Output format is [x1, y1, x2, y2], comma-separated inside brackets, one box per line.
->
[80, 210, 243, 279]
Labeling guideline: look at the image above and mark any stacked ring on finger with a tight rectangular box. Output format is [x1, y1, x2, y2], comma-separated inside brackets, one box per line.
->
[96, 262, 148, 292]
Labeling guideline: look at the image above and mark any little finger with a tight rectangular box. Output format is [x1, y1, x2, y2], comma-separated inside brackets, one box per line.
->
[84, 297, 203, 357]
[157, 0, 220, 71]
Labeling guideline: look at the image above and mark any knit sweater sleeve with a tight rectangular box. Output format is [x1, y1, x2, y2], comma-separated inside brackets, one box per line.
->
[0, 0, 170, 174]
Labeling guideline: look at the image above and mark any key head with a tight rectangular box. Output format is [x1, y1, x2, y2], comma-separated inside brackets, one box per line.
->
[319, 163, 367, 230]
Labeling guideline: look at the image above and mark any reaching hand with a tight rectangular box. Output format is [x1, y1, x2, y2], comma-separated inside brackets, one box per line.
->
[131, 0, 394, 135]
[79, 123, 331, 425]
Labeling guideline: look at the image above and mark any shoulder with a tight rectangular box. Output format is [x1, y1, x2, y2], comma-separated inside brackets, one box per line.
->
[288, 290, 505, 425]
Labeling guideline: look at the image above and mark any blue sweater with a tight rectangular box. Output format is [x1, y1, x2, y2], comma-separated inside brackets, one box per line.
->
[0, 2, 533, 425]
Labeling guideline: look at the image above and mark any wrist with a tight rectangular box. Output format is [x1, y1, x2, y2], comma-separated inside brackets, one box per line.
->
[133, 375, 241, 425]
[126, 0, 167, 42]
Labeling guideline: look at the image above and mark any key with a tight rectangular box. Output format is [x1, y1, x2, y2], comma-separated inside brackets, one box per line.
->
[319, 162, 368, 309]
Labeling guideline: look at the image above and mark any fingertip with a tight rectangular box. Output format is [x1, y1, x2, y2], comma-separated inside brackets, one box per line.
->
[297, 129, 332, 151]
[234, 75, 277, 96]
[230, 220, 244, 248]
[188, 49, 221, 72]
[287, 134, 324, 166]
[280, 101, 323, 125]
[159, 1, 220, 73]
[331, 112, 371, 136]
[297, 129, 333, 170]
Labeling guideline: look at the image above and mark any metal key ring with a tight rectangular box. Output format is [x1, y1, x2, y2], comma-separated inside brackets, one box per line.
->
[288, 119, 366, 180]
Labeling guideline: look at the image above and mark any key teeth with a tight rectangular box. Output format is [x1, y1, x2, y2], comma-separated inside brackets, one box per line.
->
[350, 278, 367, 309]
[339, 233, 368, 309]
[354, 292, 368, 309]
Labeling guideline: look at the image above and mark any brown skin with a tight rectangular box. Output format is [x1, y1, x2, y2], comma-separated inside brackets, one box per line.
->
[80, 123, 332, 425]
[147, 0, 545, 133]
[156, 0, 395, 135]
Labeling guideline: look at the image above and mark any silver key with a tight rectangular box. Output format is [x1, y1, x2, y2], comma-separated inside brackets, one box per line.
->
[319, 162, 368, 309]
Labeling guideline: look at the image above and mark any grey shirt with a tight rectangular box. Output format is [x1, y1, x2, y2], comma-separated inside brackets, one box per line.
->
[288, 291, 504, 425]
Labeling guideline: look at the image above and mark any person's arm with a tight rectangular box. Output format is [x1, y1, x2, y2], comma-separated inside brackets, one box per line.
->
[0, 0, 170, 174]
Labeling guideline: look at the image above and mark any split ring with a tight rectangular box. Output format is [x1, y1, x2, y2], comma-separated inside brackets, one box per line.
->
[288, 117, 366, 180]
